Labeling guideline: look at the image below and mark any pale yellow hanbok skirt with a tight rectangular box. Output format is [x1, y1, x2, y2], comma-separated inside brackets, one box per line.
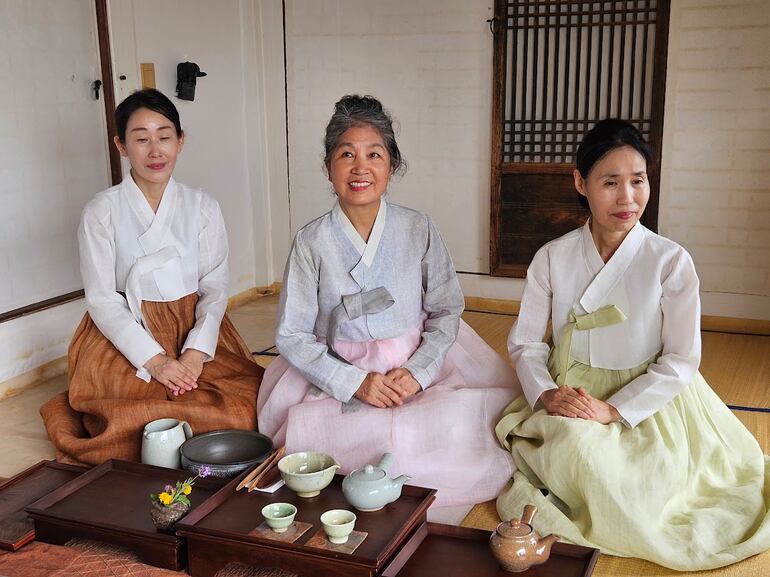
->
[495, 309, 770, 571]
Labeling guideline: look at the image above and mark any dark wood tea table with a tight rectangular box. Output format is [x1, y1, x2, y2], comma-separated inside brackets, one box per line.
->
[177, 473, 436, 577]
[25, 459, 227, 570]
[381, 522, 599, 577]
[0, 460, 86, 551]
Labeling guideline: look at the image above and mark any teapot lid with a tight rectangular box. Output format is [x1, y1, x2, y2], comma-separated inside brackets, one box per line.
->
[496, 519, 533, 538]
[348, 463, 385, 482]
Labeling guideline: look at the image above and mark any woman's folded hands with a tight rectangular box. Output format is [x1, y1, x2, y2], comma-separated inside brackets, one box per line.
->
[354, 368, 421, 408]
[540, 386, 621, 425]
[144, 352, 200, 396]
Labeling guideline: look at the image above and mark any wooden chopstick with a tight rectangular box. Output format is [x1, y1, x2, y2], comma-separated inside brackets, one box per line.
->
[254, 462, 282, 490]
[247, 446, 285, 492]
[236, 446, 283, 491]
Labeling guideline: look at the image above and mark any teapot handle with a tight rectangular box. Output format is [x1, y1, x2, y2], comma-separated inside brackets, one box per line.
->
[181, 421, 193, 440]
[521, 504, 537, 525]
[377, 452, 394, 472]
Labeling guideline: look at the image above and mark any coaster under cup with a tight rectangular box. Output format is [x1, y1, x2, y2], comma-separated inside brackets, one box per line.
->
[304, 528, 368, 554]
[249, 520, 313, 543]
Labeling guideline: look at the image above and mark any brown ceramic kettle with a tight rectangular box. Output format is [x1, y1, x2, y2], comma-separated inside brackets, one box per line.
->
[489, 504, 559, 572]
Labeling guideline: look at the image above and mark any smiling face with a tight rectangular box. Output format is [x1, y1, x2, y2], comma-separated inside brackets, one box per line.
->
[114, 107, 184, 193]
[574, 145, 650, 238]
[328, 124, 391, 212]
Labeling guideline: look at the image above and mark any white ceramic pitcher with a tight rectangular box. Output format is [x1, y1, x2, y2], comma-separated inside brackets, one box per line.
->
[141, 418, 193, 469]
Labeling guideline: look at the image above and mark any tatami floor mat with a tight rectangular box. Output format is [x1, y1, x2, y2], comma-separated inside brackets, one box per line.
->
[461, 311, 516, 361]
[701, 332, 770, 408]
[736, 410, 770, 453]
[591, 549, 770, 577]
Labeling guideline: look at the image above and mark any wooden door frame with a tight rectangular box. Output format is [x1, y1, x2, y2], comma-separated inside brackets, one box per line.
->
[489, 0, 507, 278]
[489, 0, 671, 277]
[96, 0, 122, 187]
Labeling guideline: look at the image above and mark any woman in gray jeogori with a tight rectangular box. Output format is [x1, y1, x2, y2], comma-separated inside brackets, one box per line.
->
[257, 94, 521, 508]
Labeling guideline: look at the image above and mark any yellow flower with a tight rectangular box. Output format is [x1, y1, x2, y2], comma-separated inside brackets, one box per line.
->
[183, 485, 192, 495]
[158, 492, 173, 505]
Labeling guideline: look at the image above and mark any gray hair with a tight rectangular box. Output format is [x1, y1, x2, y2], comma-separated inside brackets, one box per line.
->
[323, 95, 406, 176]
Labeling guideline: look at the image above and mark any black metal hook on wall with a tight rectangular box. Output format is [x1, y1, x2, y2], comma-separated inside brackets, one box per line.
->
[486, 17, 499, 35]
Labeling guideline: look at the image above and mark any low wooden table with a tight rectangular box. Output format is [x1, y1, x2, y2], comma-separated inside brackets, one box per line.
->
[26, 459, 227, 570]
[177, 473, 436, 577]
[381, 523, 599, 576]
[7, 460, 598, 577]
[0, 461, 86, 551]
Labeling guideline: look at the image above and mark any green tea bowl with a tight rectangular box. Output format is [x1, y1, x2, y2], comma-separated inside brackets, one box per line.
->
[277, 452, 340, 498]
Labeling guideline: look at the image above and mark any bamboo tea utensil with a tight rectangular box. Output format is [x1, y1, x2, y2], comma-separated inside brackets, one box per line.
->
[248, 446, 285, 492]
[236, 446, 284, 491]
[254, 461, 283, 490]
[236, 458, 271, 492]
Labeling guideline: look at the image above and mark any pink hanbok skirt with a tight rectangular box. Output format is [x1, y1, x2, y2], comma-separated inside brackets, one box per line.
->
[257, 320, 520, 507]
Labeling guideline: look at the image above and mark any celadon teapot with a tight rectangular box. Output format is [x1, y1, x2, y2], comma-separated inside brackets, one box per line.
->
[489, 504, 559, 573]
[342, 453, 410, 512]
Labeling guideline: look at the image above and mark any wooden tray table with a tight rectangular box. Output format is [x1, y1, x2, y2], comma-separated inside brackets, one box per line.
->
[381, 522, 599, 577]
[176, 473, 436, 577]
[0, 460, 86, 551]
[25, 459, 227, 570]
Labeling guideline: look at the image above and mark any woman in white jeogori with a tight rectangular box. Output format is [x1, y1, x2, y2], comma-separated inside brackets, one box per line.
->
[42, 89, 262, 465]
[258, 95, 520, 507]
[495, 118, 770, 570]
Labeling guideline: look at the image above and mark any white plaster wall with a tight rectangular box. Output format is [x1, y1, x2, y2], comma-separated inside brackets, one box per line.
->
[659, 0, 770, 319]
[0, 301, 85, 386]
[0, 0, 110, 312]
[283, 0, 769, 318]
[254, 0, 292, 281]
[283, 0, 505, 286]
[0, 0, 105, 389]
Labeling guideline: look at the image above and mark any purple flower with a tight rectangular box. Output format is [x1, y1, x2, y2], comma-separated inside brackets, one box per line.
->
[164, 484, 174, 493]
[198, 466, 211, 478]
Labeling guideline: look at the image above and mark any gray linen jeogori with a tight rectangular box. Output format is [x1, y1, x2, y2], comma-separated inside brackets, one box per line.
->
[275, 199, 464, 401]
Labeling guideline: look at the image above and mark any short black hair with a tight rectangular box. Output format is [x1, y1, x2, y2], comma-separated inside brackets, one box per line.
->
[324, 95, 406, 176]
[575, 119, 652, 208]
[115, 89, 183, 143]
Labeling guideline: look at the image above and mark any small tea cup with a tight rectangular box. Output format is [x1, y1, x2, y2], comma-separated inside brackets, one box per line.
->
[320, 509, 356, 544]
[261, 503, 297, 533]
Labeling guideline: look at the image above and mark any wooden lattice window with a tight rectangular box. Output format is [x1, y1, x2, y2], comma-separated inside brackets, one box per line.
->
[490, 0, 671, 277]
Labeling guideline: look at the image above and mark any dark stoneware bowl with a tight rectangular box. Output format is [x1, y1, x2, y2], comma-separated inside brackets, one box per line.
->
[180, 429, 273, 478]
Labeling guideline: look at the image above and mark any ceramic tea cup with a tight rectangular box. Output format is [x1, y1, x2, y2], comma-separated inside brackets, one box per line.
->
[141, 418, 193, 469]
[261, 503, 297, 533]
[320, 509, 356, 544]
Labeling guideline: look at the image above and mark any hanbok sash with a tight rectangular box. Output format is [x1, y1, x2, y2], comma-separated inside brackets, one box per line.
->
[553, 305, 627, 386]
[327, 287, 395, 360]
[125, 246, 182, 325]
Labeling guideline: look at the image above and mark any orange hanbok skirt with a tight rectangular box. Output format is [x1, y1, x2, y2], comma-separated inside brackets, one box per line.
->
[41, 293, 263, 466]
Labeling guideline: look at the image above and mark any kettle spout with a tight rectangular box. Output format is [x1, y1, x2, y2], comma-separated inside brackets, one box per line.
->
[387, 474, 410, 503]
[393, 474, 410, 487]
[536, 533, 560, 557]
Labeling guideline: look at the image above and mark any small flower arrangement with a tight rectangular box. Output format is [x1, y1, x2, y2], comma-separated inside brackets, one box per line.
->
[149, 466, 210, 530]
[150, 466, 210, 508]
